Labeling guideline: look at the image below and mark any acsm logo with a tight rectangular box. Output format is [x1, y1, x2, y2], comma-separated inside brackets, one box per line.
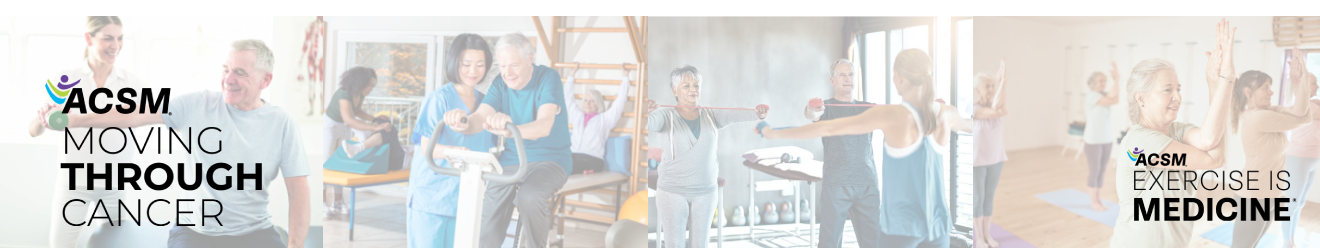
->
[1128, 147, 1187, 166]
[45, 75, 170, 115]
[42, 74, 170, 129]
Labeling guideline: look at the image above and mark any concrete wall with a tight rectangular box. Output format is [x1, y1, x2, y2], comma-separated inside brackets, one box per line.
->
[647, 17, 846, 218]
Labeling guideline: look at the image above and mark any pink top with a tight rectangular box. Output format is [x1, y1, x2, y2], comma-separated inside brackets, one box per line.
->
[1285, 100, 1320, 158]
[973, 105, 1008, 166]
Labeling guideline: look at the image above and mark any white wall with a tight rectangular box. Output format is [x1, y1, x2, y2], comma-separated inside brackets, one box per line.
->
[974, 17, 1065, 151]
[319, 15, 638, 228]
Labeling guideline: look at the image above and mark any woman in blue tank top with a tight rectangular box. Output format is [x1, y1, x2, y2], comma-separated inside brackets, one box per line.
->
[758, 49, 971, 248]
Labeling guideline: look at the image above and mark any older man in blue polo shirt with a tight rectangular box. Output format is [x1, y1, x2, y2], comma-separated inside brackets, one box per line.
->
[442, 32, 572, 248]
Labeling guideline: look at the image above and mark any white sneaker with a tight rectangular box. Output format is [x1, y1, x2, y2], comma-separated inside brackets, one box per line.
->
[322, 204, 335, 217]
[342, 140, 365, 158]
[336, 202, 350, 215]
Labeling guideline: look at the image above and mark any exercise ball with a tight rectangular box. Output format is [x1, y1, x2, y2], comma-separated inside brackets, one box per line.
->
[619, 192, 648, 225]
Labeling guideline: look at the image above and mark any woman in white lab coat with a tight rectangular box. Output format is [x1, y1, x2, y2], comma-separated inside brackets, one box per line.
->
[28, 16, 149, 248]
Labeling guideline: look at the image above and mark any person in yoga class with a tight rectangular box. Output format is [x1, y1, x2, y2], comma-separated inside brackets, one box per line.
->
[799, 59, 882, 248]
[649, 65, 768, 248]
[1082, 61, 1122, 212]
[321, 66, 393, 218]
[1110, 19, 1235, 248]
[563, 63, 633, 175]
[972, 59, 1008, 248]
[758, 48, 971, 248]
[1282, 70, 1320, 248]
[1227, 47, 1316, 248]
[406, 33, 498, 248]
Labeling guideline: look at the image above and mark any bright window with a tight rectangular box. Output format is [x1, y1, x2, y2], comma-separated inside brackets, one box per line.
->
[887, 25, 930, 104]
[955, 21, 974, 118]
[934, 15, 955, 104]
[864, 31, 887, 104]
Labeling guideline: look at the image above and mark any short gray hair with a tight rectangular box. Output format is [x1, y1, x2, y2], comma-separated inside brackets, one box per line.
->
[670, 65, 701, 89]
[829, 59, 855, 77]
[231, 39, 274, 75]
[1127, 58, 1175, 123]
[495, 33, 535, 60]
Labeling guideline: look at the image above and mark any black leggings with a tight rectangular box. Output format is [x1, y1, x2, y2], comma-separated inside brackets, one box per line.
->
[571, 153, 606, 175]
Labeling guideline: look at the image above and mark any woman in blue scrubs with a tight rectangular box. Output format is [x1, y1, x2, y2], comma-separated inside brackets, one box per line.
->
[406, 33, 497, 248]
[758, 49, 972, 248]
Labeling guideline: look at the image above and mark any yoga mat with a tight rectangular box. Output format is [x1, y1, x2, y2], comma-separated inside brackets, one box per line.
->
[1199, 222, 1283, 248]
[989, 223, 1037, 248]
[1034, 188, 1120, 227]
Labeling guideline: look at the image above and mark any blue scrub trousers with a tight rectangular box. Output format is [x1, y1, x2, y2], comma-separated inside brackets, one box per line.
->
[408, 208, 458, 248]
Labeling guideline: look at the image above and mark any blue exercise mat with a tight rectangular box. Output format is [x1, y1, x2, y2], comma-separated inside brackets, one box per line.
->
[324, 141, 391, 175]
[1034, 188, 1120, 227]
[1199, 222, 1283, 247]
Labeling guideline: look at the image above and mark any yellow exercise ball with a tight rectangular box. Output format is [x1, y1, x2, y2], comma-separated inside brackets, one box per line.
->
[618, 192, 648, 225]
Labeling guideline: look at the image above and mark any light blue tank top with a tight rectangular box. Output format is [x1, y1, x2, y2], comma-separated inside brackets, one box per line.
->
[879, 101, 951, 240]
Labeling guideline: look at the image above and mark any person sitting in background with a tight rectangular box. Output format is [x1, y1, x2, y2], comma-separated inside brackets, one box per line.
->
[563, 63, 633, 175]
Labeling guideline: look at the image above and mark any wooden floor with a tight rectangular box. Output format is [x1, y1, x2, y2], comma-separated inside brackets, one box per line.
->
[991, 147, 1320, 248]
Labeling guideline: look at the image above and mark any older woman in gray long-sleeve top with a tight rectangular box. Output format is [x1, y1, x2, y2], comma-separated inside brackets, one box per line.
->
[648, 65, 766, 248]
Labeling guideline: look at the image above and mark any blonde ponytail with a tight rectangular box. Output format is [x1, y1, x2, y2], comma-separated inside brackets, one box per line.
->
[894, 49, 937, 135]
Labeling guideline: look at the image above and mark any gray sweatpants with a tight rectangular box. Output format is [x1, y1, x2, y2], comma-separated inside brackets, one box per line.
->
[655, 189, 718, 248]
[1231, 193, 1274, 248]
[818, 185, 882, 248]
[973, 162, 1003, 217]
[1084, 143, 1112, 188]
[479, 161, 568, 248]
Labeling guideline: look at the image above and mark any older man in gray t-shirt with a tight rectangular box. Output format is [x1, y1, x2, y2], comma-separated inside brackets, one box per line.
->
[53, 40, 310, 248]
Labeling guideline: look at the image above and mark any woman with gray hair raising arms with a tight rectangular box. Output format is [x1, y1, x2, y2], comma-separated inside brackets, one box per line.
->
[648, 65, 768, 248]
[1110, 19, 1236, 248]
[562, 63, 633, 175]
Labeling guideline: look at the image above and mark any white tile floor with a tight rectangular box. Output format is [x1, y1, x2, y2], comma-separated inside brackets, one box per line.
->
[323, 190, 610, 248]
[650, 221, 860, 248]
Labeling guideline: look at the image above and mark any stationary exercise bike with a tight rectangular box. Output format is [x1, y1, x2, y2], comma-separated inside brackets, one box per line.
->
[423, 120, 529, 247]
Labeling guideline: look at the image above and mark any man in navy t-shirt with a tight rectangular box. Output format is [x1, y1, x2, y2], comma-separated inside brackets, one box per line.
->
[803, 59, 880, 248]
[442, 33, 571, 248]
